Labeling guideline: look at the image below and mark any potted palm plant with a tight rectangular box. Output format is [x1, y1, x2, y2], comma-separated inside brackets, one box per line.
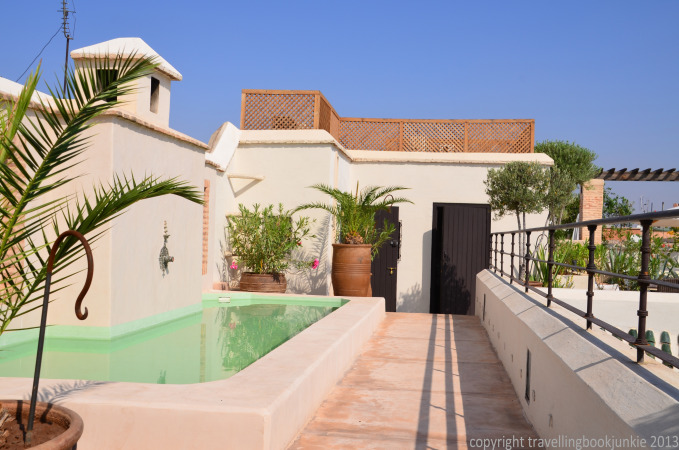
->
[297, 183, 411, 297]
[226, 204, 315, 293]
[0, 55, 202, 447]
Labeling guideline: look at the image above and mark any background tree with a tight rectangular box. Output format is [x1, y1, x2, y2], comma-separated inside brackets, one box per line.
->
[534, 140, 600, 225]
[484, 161, 548, 275]
[603, 187, 634, 218]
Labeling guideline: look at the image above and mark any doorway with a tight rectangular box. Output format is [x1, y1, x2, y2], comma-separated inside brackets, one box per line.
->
[371, 207, 400, 312]
[430, 203, 490, 315]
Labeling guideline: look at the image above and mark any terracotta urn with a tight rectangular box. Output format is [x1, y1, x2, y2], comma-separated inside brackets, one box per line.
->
[331, 243, 372, 297]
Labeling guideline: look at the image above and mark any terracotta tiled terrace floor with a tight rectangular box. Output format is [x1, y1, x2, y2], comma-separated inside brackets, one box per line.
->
[289, 313, 539, 449]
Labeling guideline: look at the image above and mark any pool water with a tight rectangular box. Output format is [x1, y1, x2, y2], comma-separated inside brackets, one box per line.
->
[0, 296, 344, 384]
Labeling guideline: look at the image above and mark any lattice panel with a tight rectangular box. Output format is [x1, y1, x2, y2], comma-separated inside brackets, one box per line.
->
[467, 122, 532, 153]
[403, 122, 465, 152]
[319, 97, 332, 134]
[339, 120, 400, 151]
[242, 93, 316, 130]
[329, 110, 341, 141]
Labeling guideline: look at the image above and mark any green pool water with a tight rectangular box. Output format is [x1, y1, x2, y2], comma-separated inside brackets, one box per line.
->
[0, 294, 345, 384]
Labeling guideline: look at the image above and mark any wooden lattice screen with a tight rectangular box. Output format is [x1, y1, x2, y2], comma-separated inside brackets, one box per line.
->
[241, 90, 534, 153]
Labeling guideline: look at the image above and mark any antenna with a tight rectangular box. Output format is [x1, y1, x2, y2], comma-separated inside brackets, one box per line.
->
[60, 0, 76, 93]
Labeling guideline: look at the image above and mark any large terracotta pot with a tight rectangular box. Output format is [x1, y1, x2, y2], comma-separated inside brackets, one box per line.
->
[239, 272, 287, 293]
[331, 244, 372, 297]
[1, 400, 83, 449]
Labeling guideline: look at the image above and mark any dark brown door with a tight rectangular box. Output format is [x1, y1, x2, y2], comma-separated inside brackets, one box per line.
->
[430, 203, 490, 315]
[371, 207, 400, 312]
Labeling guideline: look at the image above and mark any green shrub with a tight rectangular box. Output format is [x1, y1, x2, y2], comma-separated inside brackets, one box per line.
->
[226, 204, 314, 274]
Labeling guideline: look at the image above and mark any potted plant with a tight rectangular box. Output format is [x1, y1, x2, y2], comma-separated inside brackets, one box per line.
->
[226, 203, 316, 293]
[297, 183, 411, 297]
[0, 55, 202, 447]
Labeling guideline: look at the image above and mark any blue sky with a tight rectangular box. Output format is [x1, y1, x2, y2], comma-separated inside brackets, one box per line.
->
[4, 1, 678, 211]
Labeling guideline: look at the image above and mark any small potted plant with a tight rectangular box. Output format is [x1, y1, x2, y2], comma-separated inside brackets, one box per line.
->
[226, 203, 316, 293]
[296, 183, 411, 297]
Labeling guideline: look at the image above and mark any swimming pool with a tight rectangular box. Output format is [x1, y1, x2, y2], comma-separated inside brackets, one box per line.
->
[0, 293, 346, 384]
[0, 293, 385, 449]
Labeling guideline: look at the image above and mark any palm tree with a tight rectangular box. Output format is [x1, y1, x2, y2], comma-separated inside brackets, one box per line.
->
[296, 183, 411, 258]
[0, 54, 202, 338]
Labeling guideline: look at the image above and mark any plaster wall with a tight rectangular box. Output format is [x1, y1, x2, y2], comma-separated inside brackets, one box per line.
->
[11, 118, 115, 329]
[476, 270, 679, 448]
[107, 116, 205, 326]
[203, 167, 232, 291]
[72, 61, 172, 128]
[223, 137, 340, 294]
[126, 72, 172, 127]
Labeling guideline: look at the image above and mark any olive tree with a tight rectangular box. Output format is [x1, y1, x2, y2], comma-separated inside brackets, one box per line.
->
[484, 161, 549, 276]
[534, 140, 600, 225]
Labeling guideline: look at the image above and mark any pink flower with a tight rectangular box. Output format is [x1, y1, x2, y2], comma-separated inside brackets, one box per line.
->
[230, 260, 238, 270]
[229, 322, 236, 329]
[312, 258, 319, 269]
[297, 241, 302, 246]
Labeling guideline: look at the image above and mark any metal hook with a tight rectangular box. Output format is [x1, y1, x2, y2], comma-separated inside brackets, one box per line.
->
[26, 230, 93, 444]
[46, 229, 93, 320]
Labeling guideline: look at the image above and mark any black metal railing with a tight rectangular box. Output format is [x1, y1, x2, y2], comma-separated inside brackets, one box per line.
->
[489, 209, 679, 370]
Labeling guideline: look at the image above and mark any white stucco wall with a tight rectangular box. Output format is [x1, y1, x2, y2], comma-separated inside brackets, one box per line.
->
[3, 107, 207, 330]
[203, 166, 231, 291]
[222, 132, 342, 295]
[106, 116, 205, 326]
[10, 118, 116, 329]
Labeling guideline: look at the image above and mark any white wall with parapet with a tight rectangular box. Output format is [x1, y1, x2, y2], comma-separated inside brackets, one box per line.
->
[476, 270, 679, 447]
[2, 101, 208, 329]
[348, 150, 552, 312]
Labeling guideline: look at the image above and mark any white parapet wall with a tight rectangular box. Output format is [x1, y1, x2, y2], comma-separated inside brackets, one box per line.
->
[476, 270, 679, 448]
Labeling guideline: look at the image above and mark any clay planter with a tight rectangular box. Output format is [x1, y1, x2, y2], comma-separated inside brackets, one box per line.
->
[331, 243, 372, 297]
[239, 272, 287, 293]
[0, 400, 83, 449]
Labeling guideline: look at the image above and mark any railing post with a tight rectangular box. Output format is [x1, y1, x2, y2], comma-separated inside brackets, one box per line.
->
[635, 219, 652, 363]
[500, 233, 505, 277]
[489, 233, 493, 269]
[524, 231, 531, 293]
[494, 234, 498, 273]
[510, 233, 516, 285]
[585, 224, 597, 330]
[547, 229, 555, 307]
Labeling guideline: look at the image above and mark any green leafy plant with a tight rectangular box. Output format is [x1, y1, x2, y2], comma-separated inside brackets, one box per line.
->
[530, 243, 573, 287]
[226, 204, 314, 274]
[485, 161, 548, 275]
[296, 183, 411, 259]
